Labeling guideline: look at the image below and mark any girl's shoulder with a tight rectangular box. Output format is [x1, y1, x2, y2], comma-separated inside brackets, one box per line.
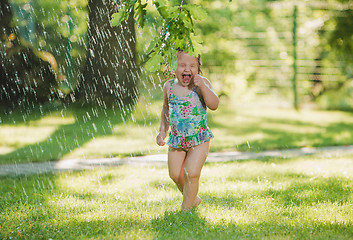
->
[162, 79, 175, 97]
[165, 79, 174, 86]
[163, 79, 175, 91]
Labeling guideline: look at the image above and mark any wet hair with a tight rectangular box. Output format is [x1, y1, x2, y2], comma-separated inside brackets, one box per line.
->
[163, 50, 202, 79]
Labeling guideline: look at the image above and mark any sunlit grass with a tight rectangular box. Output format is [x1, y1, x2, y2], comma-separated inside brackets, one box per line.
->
[1, 94, 353, 163]
[208, 102, 353, 152]
[1, 154, 353, 239]
[0, 125, 57, 147]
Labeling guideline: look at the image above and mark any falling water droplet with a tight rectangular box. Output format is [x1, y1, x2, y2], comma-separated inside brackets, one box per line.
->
[92, 123, 97, 132]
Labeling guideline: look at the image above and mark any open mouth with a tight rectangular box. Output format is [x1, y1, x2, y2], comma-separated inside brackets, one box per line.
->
[182, 74, 192, 82]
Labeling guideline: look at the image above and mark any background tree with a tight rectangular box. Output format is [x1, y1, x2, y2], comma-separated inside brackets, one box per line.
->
[1, 0, 353, 111]
[307, 0, 353, 108]
[327, 0, 353, 78]
[76, 0, 138, 109]
[0, 0, 58, 112]
[110, 0, 206, 72]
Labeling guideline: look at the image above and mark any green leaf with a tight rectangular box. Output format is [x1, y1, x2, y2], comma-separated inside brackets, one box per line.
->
[182, 15, 193, 29]
[190, 33, 203, 56]
[154, 0, 167, 6]
[170, 55, 177, 70]
[168, 6, 180, 18]
[183, 5, 207, 21]
[146, 37, 159, 54]
[174, 38, 183, 50]
[154, 0, 169, 19]
[110, 12, 124, 27]
[145, 54, 164, 72]
[135, 2, 148, 28]
[175, 36, 188, 52]
[167, 48, 177, 71]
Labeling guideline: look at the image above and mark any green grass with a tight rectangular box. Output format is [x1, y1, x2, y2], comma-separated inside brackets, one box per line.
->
[1, 154, 353, 239]
[1, 94, 353, 164]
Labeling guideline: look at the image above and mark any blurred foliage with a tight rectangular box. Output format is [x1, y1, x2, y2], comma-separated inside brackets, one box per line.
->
[193, 0, 353, 109]
[1, 0, 88, 111]
[2, 0, 353, 110]
[10, 0, 88, 78]
[0, 0, 58, 110]
[326, 0, 353, 77]
[111, 0, 207, 72]
[308, 0, 353, 109]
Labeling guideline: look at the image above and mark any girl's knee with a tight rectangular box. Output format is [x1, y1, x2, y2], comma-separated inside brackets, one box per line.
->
[169, 171, 181, 183]
[169, 171, 177, 181]
[184, 167, 200, 180]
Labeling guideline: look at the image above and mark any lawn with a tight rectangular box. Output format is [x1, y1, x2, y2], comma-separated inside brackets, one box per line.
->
[1, 94, 353, 164]
[1, 153, 353, 239]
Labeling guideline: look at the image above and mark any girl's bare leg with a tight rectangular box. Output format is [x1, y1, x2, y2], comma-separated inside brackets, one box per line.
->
[168, 147, 202, 206]
[182, 141, 209, 210]
[168, 147, 186, 192]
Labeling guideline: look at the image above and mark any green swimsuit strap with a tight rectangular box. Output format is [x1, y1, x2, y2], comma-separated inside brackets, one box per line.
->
[169, 80, 174, 94]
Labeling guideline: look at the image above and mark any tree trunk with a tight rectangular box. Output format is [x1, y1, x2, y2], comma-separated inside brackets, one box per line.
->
[0, 0, 12, 36]
[78, 0, 139, 109]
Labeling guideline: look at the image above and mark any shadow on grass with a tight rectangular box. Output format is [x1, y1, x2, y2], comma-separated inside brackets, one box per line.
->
[0, 104, 61, 125]
[0, 172, 150, 239]
[1, 169, 353, 239]
[151, 210, 243, 240]
[2, 101, 353, 164]
[0, 106, 126, 164]
[209, 112, 353, 152]
[0, 98, 162, 164]
[201, 176, 353, 210]
[150, 208, 353, 239]
[264, 177, 353, 207]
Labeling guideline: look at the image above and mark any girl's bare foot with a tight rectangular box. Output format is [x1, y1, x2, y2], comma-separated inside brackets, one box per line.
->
[182, 196, 202, 210]
[193, 196, 202, 207]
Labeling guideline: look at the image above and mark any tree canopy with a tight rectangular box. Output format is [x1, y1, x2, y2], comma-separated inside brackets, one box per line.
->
[111, 0, 209, 73]
[1, 0, 353, 110]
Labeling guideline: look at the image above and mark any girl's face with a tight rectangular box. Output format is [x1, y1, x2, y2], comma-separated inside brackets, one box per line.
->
[175, 52, 199, 87]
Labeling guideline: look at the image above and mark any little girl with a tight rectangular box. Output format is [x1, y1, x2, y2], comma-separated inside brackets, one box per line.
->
[156, 51, 219, 210]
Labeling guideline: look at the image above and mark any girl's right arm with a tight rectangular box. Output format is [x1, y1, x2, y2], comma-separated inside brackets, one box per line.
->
[156, 81, 170, 146]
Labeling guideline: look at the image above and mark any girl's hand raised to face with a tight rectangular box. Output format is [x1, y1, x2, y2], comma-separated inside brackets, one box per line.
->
[193, 75, 207, 89]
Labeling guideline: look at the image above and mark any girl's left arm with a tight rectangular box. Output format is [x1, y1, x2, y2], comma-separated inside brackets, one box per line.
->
[194, 75, 219, 110]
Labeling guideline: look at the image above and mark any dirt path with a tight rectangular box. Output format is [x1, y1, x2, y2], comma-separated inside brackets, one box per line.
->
[1, 145, 353, 176]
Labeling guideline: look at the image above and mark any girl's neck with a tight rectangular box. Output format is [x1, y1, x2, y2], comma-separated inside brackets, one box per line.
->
[175, 78, 194, 90]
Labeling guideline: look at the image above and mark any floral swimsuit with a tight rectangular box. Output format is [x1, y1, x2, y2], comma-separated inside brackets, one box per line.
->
[167, 79, 214, 150]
